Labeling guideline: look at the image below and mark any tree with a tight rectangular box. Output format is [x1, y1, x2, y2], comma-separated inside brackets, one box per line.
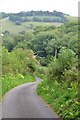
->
[33, 17, 42, 22]
[68, 35, 78, 54]
[47, 48, 77, 81]
[2, 35, 14, 52]
[32, 31, 56, 57]
[15, 21, 21, 25]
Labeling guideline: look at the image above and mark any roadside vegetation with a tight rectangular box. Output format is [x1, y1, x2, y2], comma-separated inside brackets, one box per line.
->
[2, 74, 35, 97]
[1, 47, 39, 99]
[0, 11, 79, 119]
[37, 48, 79, 119]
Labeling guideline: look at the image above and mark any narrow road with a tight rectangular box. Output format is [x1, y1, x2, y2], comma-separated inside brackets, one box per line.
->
[2, 77, 60, 118]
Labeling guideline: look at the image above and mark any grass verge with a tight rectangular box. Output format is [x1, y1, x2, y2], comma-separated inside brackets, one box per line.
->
[37, 78, 79, 120]
[0, 74, 35, 100]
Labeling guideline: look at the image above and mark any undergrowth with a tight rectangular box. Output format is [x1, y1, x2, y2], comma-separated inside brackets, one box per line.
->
[2, 74, 35, 97]
[37, 78, 79, 120]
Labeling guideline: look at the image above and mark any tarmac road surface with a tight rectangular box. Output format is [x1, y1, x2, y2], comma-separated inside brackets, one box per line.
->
[2, 77, 60, 118]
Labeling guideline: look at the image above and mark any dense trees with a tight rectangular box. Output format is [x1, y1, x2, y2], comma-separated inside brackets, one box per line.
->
[10, 10, 69, 17]
[32, 17, 42, 22]
[1, 10, 68, 23]
[2, 21, 78, 64]
[32, 21, 78, 65]
[1, 12, 9, 19]
[9, 14, 31, 24]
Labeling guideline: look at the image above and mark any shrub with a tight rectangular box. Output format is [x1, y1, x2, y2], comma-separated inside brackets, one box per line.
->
[47, 48, 77, 81]
[15, 21, 21, 25]
[63, 68, 78, 82]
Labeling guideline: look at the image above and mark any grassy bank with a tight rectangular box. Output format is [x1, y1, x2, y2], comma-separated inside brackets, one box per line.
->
[37, 78, 79, 120]
[0, 74, 35, 99]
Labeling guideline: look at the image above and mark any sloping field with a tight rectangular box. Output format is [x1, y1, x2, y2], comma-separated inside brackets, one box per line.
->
[1, 18, 62, 34]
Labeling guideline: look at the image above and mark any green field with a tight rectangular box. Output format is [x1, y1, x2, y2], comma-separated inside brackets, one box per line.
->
[1, 15, 77, 35]
[1, 18, 29, 34]
[1, 18, 62, 34]
[26, 15, 61, 19]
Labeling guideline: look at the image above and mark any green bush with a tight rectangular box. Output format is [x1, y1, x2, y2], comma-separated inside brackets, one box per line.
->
[47, 48, 77, 81]
[63, 68, 78, 82]
[2, 47, 38, 75]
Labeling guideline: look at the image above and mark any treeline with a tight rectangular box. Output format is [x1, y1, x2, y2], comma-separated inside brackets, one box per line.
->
[9, 10, 68, 23]
[9, 16, 68, 25]
[1, 10, 69, 24]
[1, 12, 9, 19]
[11, 10, 69, 17]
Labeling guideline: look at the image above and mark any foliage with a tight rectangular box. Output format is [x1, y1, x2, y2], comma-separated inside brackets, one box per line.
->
[1, 12, 9, 19]
[7, 10, 68, 23]
[68, 34, 78, 54]
[47, 48, 77, 81]
[15, 21, 21, 25]
[14, 10, 68, 17]
[42, 17, 66, 23]
[58, 48, 77, 70]
[0, 79, 2, 100]
[2, 35, 14, 52]
[29, 21, 78, 66]
[1, 47, 38, 100]
[2, 47, 38, 75]
[63, 68, 78, 82]
[32, 17, 42, 22]
[1, 18, 61, 35]
[35, 66, 47, 79]
[9, 14, 31, 23]
[33, 25, 56, 35]
[32, 31, 57, 58]
[37, 47, 79, 119]
[1, 18, 79, 120]
[37, 79, 79, 119]
[2, 74, 35, 97]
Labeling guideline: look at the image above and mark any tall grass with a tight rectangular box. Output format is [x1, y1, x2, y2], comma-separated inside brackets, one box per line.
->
[37, 78, 79, 119]
[1, 74, 35, 98]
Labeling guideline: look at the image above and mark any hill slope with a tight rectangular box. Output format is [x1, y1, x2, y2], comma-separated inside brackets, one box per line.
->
[1, 18, 62, 34]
